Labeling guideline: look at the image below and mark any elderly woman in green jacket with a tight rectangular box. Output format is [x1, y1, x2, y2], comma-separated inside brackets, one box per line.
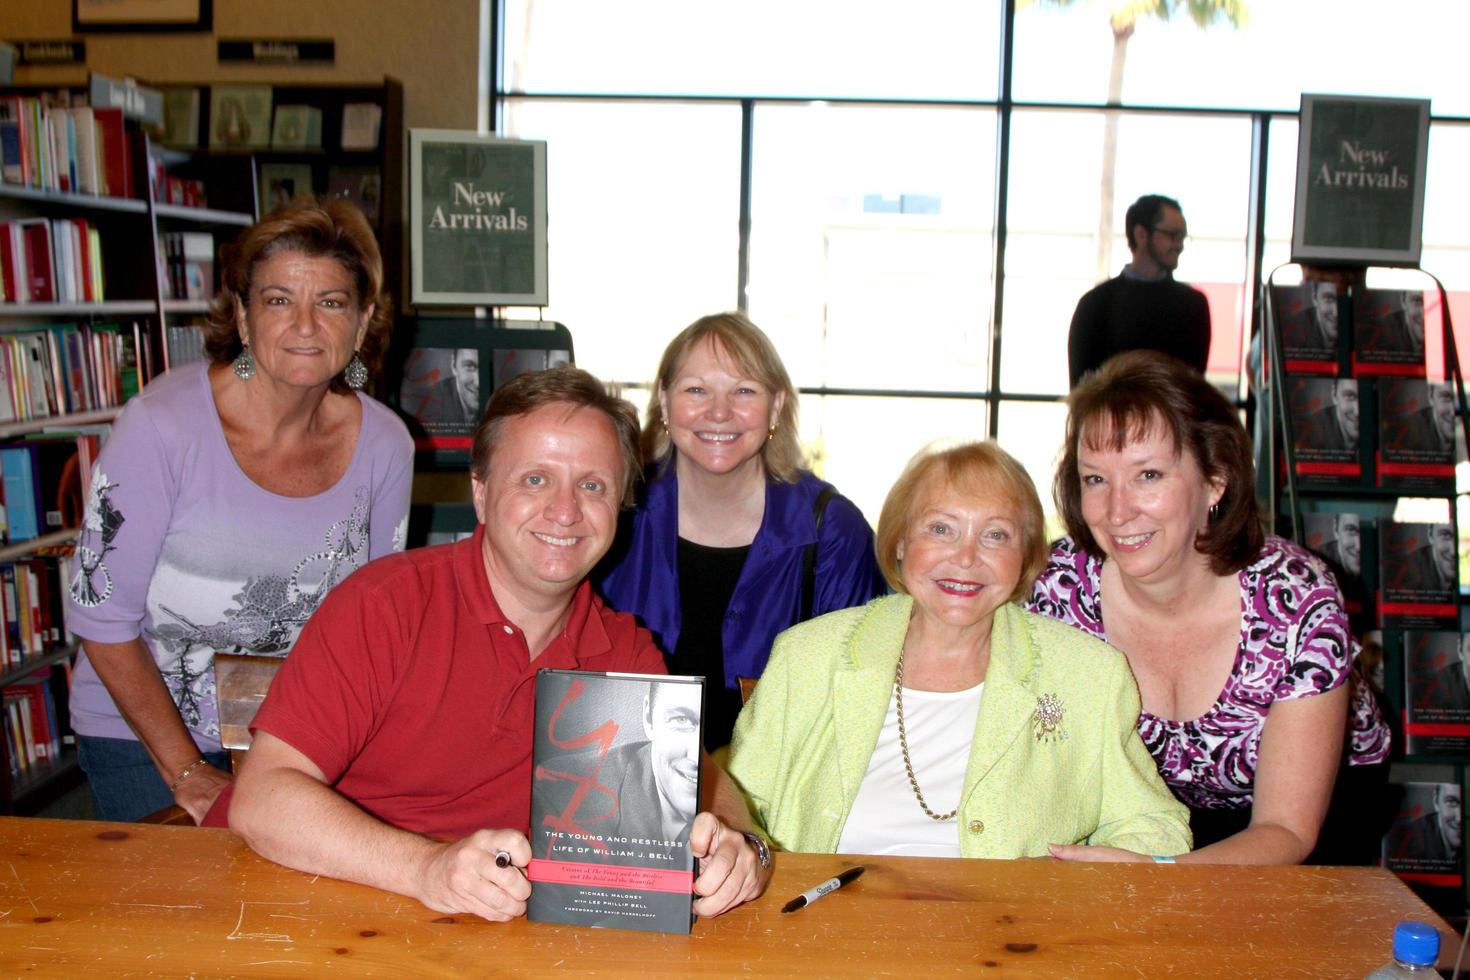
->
[727, 441, 1190, 858]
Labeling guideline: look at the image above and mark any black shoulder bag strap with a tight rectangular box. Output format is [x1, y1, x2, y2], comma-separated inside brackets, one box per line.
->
[800, 485, 836, 622]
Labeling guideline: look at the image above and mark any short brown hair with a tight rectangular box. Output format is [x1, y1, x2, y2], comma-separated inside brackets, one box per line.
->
[203, 198, 393, 393]
[876, 441, 1047, 602]
[471, 366, 642, 508]
[1055, 351, 1263, 575]
[642, 312, 803, 483]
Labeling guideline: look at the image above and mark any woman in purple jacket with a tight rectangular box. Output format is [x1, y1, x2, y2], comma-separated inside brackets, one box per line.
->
[595, 312, 885, 749]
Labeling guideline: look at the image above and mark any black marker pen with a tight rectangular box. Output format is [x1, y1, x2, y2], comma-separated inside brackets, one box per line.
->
[781, 865, 866, 913]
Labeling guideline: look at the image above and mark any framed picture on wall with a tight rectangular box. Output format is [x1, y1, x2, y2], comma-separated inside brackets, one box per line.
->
[1291, 94, 1430, 267]
[409, 129, 548, 307]
[74, 0, 212, 32]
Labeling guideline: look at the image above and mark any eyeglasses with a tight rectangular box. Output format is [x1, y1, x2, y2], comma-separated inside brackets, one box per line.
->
[1150, 227, 1188, 244]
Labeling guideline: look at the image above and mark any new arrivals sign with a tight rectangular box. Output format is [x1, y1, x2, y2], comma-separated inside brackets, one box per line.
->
[410, 130, 548, 306]
[1292, 94, 1430, 267]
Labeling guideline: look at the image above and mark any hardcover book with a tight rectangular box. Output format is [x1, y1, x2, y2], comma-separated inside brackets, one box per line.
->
[1382, 781, 1463, 891]
[1354, 288, 1427, 377]
[1376, 378, 1455, 494]
[1286, 377, 1364, 487]
[1275, 282, 1341, 375]
[1404, 631, 1470, 755]
[527, 669, 703, 935]
[271, 105, 323, 150]
[209, 85, 272, 151]
[1378, 521, 1459, 630]
[1301, 510, 1374, 632]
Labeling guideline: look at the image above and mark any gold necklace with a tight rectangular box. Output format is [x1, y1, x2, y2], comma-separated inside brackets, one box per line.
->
[894, 649, 958, 822]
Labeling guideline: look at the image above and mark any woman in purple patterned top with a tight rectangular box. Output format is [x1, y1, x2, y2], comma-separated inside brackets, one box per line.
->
[1027, 352, 1389, 865]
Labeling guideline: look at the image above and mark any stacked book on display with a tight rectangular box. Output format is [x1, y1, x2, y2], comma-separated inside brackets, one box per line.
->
[4, 670, 65, 781]
[1275, 282, 1454, 496]
[0, 217, 106, 304]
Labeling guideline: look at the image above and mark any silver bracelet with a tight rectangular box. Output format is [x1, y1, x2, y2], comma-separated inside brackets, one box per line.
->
[169, 757, 210, 792]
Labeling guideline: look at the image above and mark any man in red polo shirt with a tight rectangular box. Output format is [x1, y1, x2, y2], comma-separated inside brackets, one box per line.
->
[227, 367, 771, 922]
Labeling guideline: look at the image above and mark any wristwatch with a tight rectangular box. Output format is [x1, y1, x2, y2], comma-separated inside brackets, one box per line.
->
[740, 830, 773, 870]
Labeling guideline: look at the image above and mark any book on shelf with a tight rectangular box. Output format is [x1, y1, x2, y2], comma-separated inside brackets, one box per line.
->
[209, 85, 272, 151]
[340, 102, 382, 151]
[1376, 378, 1455, 494]
[157, 87, 201, 150]
[327, 165, 381, 228]
[271, 105, 323, 150]
[527, 669, 703, 935]
[1378, 520, 1459, 630]
[167, 322, 207, 368]
[1274, 282, 1341, 374]
[0, 323, 140, 421]
[0, 436, 84, 544]
[0, 93, 138, 199]
[1301, 510, 1375, 631]
[1286, 376, 1364, 487]
[3, 669, 65, 777]
[1382, 780, 1463, 890]
[163, 231, 215, 301]
[1353, 289, 1427, 378]
[0, 217, 105, 304]
[1403, 630, 1470, 755]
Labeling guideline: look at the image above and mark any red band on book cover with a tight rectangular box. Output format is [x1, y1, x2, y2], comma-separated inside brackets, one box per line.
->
[1376, 461, 1455, 477]
[1404, 722, 1470, 736]
[1395, 872, 1462, 887]
[1283, 359, 1338, 375]
[1379, 601, 1459, 617]
[414, 436, 473, 451]
[1294, 462, 1361, 476]
[527, 858, 695, 894]
[1350, 359, 1425, 377]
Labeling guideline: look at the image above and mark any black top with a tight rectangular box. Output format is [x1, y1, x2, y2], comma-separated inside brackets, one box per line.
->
[1067, 273, 1212, 387]
[671, 537, 751, 751]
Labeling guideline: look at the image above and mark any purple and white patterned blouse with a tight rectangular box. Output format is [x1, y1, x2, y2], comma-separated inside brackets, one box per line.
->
[1025, 536, 1391, 811]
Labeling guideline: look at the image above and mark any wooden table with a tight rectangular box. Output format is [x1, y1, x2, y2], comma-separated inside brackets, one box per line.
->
[0, 817, 1456, 977]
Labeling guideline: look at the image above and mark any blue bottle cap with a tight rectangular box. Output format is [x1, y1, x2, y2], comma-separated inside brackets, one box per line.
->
[1393, 921, 1440, 966]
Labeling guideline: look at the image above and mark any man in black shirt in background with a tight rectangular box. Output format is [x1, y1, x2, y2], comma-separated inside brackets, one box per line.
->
[1067, 193, 1212, 387]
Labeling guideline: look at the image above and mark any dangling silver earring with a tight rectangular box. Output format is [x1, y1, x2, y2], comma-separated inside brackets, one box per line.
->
[232, 345, 255, 380]
[344, 352, 368, 390]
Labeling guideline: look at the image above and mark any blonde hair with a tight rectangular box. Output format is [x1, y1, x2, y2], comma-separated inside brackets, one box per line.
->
[642, 312, 803, 483]
[876, 441, 1047, 602]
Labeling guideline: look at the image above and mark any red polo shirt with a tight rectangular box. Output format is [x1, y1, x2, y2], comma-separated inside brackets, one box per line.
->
[206, 525, 665, 838]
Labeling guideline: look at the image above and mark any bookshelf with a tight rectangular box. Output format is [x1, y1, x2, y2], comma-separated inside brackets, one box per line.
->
[0, 85, 263, 813]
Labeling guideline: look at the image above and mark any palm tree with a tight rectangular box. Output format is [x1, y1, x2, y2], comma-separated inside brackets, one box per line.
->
[1022, 1, 1248, 281]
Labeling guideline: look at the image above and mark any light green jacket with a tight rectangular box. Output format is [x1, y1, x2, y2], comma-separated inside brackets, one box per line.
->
[727, 595, 1192, 858]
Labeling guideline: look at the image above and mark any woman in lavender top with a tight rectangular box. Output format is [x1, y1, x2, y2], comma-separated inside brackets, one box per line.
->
[1028, 351, 1389, 865]
[65, 200, 413, 824]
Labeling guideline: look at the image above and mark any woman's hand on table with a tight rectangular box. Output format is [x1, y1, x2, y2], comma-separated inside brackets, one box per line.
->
[173, 763, 232, 824]
[1047, 844, 1153, 863]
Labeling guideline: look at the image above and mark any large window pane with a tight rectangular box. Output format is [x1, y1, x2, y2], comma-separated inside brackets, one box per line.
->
[747, 104, 996, 393]
[1001, 110, 1252, 395]
[505, 0, 1001, 101]
[801, 395, 989, 527]
[500, 99, 741, 385]
[1014, 2, 1469, 114]
[996, 400, 1069, 528]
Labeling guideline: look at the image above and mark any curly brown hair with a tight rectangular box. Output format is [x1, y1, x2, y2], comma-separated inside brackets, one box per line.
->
[202, 198, 393, 393]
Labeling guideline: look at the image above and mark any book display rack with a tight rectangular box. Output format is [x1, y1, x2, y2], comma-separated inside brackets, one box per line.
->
[1261, 265, 1469, 908]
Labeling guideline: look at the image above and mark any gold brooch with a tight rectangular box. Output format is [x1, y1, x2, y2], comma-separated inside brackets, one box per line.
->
[1033, 693, 1068, 743]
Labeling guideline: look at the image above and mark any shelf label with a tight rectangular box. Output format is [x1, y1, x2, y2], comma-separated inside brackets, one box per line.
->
[217, 38, 335, 63]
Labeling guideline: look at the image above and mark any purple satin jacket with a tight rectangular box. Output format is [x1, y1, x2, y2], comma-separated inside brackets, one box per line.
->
[593, 469, 887, 690]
